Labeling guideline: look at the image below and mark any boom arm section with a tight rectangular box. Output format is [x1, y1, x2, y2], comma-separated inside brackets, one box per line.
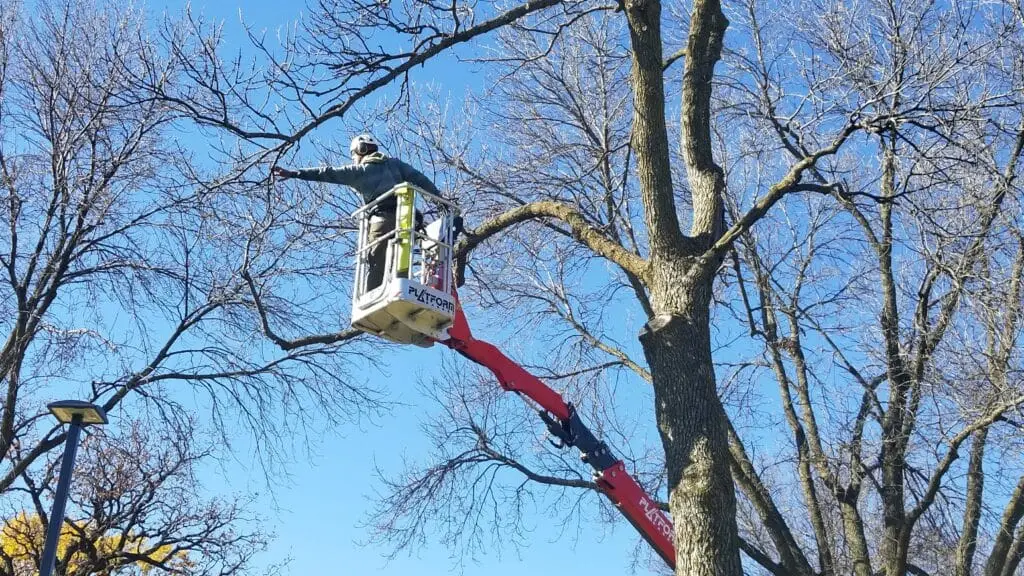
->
[440, 297, 676, 569]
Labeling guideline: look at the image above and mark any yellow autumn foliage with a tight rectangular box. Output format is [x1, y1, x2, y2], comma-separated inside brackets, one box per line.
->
[0, 513, 192, 575]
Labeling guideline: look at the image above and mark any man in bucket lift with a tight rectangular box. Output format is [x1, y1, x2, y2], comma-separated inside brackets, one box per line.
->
[271, 134, 442, 291]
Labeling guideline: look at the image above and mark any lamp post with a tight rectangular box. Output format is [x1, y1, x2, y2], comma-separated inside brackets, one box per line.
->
[39, 400, 108, 576]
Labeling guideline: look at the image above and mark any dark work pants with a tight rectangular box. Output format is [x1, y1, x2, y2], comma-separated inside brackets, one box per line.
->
[367, 211, 396, 291]
[365, 208, 423, 291]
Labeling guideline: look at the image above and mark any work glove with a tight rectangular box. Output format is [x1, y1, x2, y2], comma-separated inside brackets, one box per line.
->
[270, 166, 298, 180]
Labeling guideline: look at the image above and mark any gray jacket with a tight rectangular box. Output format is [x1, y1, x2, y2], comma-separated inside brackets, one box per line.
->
[295, 153, 441, 211]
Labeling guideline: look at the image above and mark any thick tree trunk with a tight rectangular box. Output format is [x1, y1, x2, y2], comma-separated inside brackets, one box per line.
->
[955, 428, 987, 576]
[986, 476, 1024, 576]
[641, 266, 741, 576]
[878, 140, 914, 576]
[619, 0, 740, 571]
[623, 0, 685, 255]
[837, 490, 874, 576]
[999, 528, 1024, 576]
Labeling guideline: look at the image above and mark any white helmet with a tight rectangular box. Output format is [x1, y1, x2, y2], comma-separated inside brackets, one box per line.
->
[350, 133, 379, 160]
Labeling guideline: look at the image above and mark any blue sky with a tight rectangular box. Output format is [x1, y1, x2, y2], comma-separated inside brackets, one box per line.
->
[141, 2, 1024, 574]
[153, 2, 666, 574]
[10, 1, 1024, 575]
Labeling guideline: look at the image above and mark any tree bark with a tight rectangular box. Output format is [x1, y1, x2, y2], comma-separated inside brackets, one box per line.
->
[837, 488, 874, 576]
[727, 421, 814, 576]
[631, 1, 740, 573]
[875, 138, 912, 576]
[640, 266, 741, 576]
[955, 428, 988, 576]
[623, 0, 685, 258]
[999, 526, 1024, 576]
[986, 475, 1024, 576]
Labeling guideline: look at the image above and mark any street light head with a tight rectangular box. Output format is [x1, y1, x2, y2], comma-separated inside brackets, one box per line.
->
[47, 400, 108, 425]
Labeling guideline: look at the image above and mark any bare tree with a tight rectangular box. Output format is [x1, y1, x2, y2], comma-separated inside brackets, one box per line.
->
[156, 0, 1024, 575]
[1, 419, 269, 576]
[339, 1, 1024, 575]
[717, 2, 1024, 574]
[0, 1, 385, 566]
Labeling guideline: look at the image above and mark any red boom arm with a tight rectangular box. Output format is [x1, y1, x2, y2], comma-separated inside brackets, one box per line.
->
[440, 295, 676, 569]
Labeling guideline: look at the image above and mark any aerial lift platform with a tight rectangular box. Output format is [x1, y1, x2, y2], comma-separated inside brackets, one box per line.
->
[349, 183, 675, 569]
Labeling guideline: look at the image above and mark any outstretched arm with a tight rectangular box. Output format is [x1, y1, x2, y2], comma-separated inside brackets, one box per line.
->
[293, 164, 362, 185]
[270, 164, 362, 185]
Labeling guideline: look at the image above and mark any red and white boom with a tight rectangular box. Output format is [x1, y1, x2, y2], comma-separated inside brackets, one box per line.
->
[440, 296, 676, 568]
